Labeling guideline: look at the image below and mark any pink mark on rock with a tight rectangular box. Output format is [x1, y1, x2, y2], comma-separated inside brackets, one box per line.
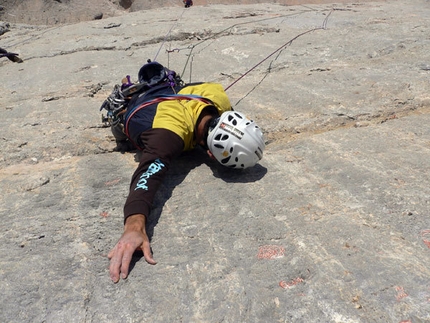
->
[100, 211, 109, 218]
[395, 286, 408, 301]
[257, 245, 285, 259]
[421, 229, 430, 248]
[104, 178, 121, 186]
[279, 277, 304, 289]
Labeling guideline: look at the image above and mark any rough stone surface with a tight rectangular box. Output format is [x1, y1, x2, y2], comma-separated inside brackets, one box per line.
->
[1, 1, 430, 322]
[0, 0, 380, 25]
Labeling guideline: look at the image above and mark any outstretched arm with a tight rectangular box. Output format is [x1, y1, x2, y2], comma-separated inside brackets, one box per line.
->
[108, 129, 184, 283]
[108, 214, 156, 283]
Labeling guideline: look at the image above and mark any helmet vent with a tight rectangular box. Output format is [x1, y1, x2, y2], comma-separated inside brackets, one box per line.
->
[228, 114, 238, 125]
[255, 148, 263, 159]
[221, 156, 231, 164]
[207, 111, 264, 169]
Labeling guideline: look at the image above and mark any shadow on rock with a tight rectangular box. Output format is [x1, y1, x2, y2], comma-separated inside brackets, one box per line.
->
[210, 163, 267, 183]
[129, 250, 144, 274]
[128, 149, 208, 270]
[128, 148, 267, 269]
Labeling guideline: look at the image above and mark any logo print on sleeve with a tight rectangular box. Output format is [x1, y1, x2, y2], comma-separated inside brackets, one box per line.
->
[135, 159, 165, 191]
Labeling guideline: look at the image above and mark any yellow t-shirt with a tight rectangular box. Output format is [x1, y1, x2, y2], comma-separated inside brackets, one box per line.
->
[152, 83, 232, 151]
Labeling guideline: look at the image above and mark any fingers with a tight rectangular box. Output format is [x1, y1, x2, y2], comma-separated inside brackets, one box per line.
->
[108, 241, 135, 283]
[108, 243, 124, 283]
[108, 235, 157, 283]
[107, 248, 115, 259]
[119, 247, 135, 280]
[141, 240, 157, 265]
[108, 249, 121, 283]
[108, 230, 156, 283]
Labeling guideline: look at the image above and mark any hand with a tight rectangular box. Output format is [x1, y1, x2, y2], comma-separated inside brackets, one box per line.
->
[108, 214, 157, 283]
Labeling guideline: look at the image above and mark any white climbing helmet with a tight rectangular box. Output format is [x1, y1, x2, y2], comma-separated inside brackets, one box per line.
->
[207, 111, 265, 169]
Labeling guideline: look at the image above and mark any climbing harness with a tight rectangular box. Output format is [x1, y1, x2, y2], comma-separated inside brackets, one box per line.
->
[100, 60, 184, 126]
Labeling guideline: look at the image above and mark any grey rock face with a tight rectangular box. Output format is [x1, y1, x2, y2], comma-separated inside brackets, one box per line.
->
[0, 0, 124, 25]
[0, 22, 10, 35]
[1, 1, 430, 322]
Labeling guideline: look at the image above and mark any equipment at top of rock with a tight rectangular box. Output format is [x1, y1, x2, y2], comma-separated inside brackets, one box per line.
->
[183, 0, 193, 8]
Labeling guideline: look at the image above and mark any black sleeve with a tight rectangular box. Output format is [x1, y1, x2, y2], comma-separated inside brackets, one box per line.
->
[123, 128, 184, 222]
[111, 123, 135, 153]
[111, 123, 128, 142]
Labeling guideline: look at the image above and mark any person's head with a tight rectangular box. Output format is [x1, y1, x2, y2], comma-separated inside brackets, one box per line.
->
[205, 111, 265, 169]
